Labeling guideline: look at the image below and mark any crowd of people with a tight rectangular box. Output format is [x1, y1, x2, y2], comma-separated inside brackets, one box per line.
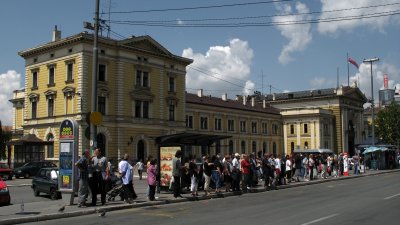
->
[74, 148, 367, 207]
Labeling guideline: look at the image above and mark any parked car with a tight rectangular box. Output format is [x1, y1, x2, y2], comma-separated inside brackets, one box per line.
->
[31, 168, 61, 200]
[14, 161, 57, 179]
[0, 163, 13, 180]
[0, 180, 11, 205]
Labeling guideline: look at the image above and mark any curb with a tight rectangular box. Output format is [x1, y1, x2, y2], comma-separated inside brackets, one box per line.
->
[7, 184, 31, 188]
[1, 169, 399, 225]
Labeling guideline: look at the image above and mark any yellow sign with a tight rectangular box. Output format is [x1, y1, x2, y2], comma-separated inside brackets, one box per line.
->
[90, 111, 103, 125]
[62, 175, 70, 188]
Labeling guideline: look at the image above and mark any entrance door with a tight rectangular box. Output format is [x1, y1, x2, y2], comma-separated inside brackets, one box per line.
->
[137, 140, 145, 162]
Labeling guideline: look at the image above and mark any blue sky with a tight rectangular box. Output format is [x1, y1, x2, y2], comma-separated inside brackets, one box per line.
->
[1, 0, 400, 125]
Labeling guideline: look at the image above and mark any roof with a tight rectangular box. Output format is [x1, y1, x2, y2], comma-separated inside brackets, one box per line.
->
[262, 86, 367, 103]
[156, 132, 231, 146]
[7, 134, 52, 146]
[186, 93, 281, 115]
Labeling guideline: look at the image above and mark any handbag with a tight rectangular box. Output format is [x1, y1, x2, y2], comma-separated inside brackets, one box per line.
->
[327, 166, 331, 173]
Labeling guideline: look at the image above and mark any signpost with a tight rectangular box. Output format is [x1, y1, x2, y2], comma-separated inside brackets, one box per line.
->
[59, 119, 79, 205]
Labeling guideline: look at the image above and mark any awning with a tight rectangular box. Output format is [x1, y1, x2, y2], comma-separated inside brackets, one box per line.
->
[363, 146, 388, 154]
[7, 134, 52, 146]
[156, 132, 231, 146]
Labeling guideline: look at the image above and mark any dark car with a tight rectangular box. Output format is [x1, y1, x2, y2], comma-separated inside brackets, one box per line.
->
[0, 163, 13, 180]
[0, 180, 11, 205]
[14, 161, 57, 179]
[31, 168, 61, 200]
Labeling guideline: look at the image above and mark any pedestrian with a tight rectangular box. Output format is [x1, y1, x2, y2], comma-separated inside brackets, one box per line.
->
[91, 148, 108, 206]
[302, 154, 309, 181]
[240, 154, 251, 190]
[118, 154, 137, 204]
[353, 154, 360, 175]
[285, 155, 292, 183]
[75, 150, 90, 207]
[308, 154, 315, 180]
[188, 157, 199, 196]
[211, 155, 223, 193]
[223, 155, 232, 192]
[274, 154, 281, 186]
[294, 154, 302, 182]
[147, 159, 158, 201]
[203, 156, 213, 196]
[135, 159, 144, 180]
[172, 150, 183, 198]
[321, 154, 328, 179]
[231, 153, 241, 192]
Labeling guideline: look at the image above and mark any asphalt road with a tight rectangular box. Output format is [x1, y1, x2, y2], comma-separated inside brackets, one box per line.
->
[24, 172, 400, 225]
[6, 178, 57, 205]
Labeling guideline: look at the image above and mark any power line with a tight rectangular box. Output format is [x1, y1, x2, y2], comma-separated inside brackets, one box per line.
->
[104, 0, 293, 14]
[111, 2, 400, 23]
[110, 10, 400, 27]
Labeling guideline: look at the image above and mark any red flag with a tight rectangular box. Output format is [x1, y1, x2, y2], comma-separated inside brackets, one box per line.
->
[348, 57, 359, 69]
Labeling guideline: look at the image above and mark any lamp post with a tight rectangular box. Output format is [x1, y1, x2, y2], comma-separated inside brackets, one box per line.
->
[363, 57, 379, 146]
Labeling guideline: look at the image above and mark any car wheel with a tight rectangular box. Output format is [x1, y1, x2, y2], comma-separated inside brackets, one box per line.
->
[24, 173, 30, 179]
[50, 188, 58, 200]
[33, 186, 40, 196]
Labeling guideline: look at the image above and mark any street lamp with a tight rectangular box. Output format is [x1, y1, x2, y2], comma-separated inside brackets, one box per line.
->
[363, 57, 379, 146]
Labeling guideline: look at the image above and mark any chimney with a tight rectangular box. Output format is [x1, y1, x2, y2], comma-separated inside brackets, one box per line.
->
[197, 89, 203, 97]
[384, 74, 388, 89]
[263, 99, 266, 108]
[251, 97, 255, 107]
[52, 25, 61, 42]
[243, 95, 247, 105]
[222, 93, 228, 101]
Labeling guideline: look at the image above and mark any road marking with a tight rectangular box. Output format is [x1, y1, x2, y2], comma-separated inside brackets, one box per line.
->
[301, 213, 340, 225]
[384, 193, 400, 200]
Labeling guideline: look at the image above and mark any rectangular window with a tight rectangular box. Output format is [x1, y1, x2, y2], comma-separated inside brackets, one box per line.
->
[168, 102, 175, 121]
[32, 71, 38, 88]
[31, 101, 37, 119]
[201, 117, 208, 130]
[169, 77, 175, 92]
[215, 118, 222, 131]
[143, 101, 149, 119]
[48, 67, 55, 85]
[251, 122, 257, 133]
[240, 121, 246, 132]
[290, 124, 294, 134]
[136, 70, 149, 87]
[304, 124, 308, 134]
[228, 119, 234, 132]
[135, 100, 142, 118]
[262, 122, 268, 134]
[98, 64, 106, 81]
[48, 99, 54, 117]
[272, 124, 278, 135]
[98, 96, 106, 115]
[67, 63, 73, 81]
[142, 71, 148, 87]
[186, 115, 193, 128]
[136, 71, 142, 87]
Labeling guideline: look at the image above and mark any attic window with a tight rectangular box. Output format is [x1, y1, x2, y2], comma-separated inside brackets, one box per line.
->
[100, 49, 106, 55]
[33, 58, 38, 63]
[68, 48, 73, 53]
[50, 53, 54, 58]
[288, 93, 294, 99]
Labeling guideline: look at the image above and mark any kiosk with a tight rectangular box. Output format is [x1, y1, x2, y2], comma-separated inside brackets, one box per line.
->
[58, 119, 79, 205]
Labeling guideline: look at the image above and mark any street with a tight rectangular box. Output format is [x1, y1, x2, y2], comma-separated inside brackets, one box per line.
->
[6, 179, 56, 205]
[24, 172, 400, 225]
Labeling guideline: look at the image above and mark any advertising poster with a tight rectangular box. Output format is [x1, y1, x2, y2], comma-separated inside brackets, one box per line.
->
[59, 142, 73, 190]
[159, 146, 181, 187]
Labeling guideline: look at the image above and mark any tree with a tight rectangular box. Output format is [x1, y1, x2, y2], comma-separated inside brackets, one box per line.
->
[0, 120, 12, 159]
[375, 102, 400, 145]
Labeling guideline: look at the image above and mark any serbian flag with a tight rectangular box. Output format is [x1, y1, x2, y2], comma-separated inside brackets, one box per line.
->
[348, 57, 359, 69]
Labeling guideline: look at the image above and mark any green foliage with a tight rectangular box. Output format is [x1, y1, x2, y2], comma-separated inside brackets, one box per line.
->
[375, 102, 400, 145]
[0, 120, 12, 159]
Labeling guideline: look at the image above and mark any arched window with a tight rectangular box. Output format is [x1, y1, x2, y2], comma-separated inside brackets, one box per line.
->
[304, 141, 308, 149]
[241, 141, 246, 154]
[228, 140, 234, 155]
[252, 141, 257, 152]
[291, 142, 295, 152]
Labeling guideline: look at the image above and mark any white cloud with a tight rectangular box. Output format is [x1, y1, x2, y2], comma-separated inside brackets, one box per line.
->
[176, 18, 184, 25]
[182, 39, 254, 97]
[310, 76, 337, 89]
[350, 62, 400, 104]
[0, 70, 21, 125]
[318, 0, 400, 34]
[273, 2, 312, 64]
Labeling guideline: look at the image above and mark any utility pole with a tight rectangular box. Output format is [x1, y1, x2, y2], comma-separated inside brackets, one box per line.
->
[90, 0, 100, 152]
[363, 57, 379, 146]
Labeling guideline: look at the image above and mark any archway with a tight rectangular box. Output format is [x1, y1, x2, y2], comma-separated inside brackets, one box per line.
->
[228, 140, 234, 155]
[137, 140, 145, 162]
[96, 133, 106, 156]
[348, 120, 355, 156]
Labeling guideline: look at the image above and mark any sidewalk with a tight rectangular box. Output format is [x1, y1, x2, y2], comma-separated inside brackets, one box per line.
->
[1, 169, 398, 225]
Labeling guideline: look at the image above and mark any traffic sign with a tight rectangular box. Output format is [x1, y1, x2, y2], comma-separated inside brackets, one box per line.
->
[90, 111, 103, 125]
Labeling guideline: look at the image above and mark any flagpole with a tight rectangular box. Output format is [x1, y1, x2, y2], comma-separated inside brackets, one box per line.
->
[347, 53, 350, 86]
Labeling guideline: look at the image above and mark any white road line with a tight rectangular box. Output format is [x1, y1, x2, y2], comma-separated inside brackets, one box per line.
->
[384, 193, 400, 200]
[301, 213, 340, 225]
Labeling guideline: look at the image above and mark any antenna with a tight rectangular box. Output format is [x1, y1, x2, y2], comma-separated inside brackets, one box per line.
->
[261, 70, 264, 95]
[337, 67, 339, 88]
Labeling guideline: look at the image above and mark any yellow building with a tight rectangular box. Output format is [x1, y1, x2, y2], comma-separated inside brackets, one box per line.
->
[185, 90, 283, 157]
[261, 86, 367, 155]
[10, 28, 192, 167]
